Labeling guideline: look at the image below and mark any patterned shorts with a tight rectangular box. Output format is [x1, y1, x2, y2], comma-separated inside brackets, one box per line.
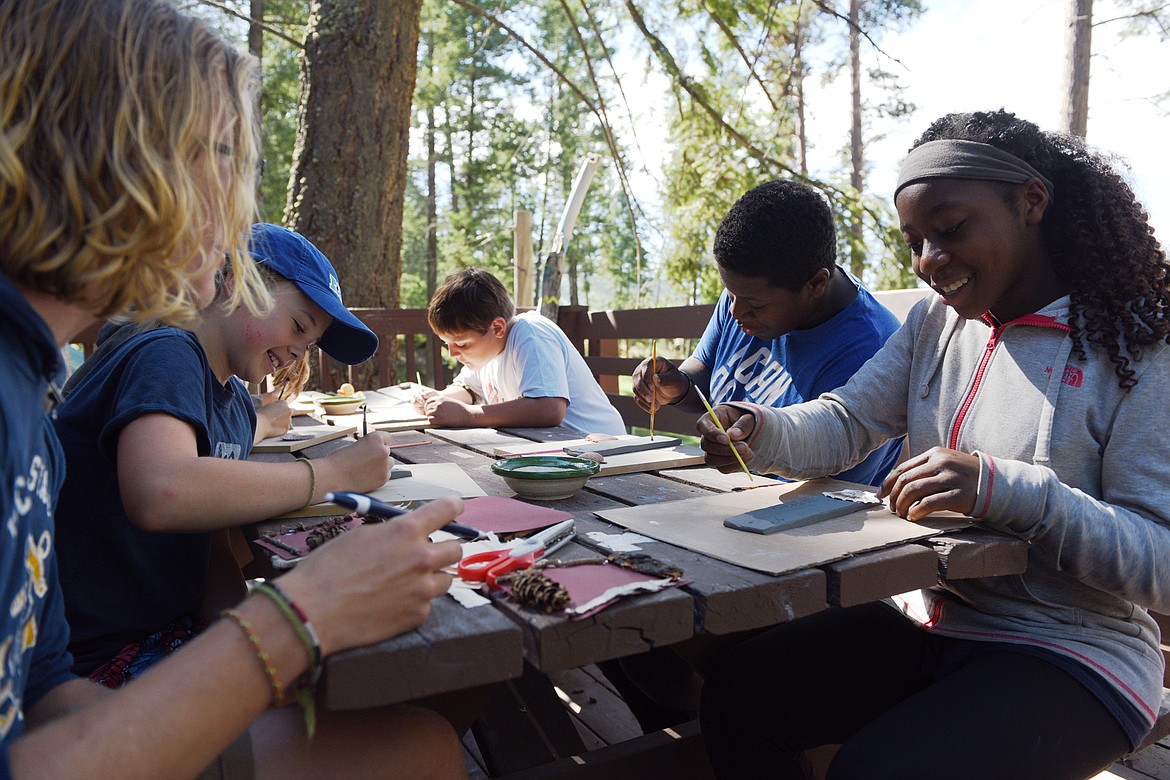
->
[88, 614, 207, 688]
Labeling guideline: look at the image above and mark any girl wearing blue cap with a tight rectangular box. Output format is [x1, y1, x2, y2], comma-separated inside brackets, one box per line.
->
[53, 223, 395, 686]
[697, 110, 1170, 778]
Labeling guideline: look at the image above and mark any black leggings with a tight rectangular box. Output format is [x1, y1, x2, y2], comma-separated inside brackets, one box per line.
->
[699, 602, 1130, 780]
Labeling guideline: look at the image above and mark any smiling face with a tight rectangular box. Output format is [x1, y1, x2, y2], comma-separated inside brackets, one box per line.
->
[718, 266, 818, 341]
[437, 317, 508, 371]
[895, 177, 1062, 322]
[224, 281, 331, 384]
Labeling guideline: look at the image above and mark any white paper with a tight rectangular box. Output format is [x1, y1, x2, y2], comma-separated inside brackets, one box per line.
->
[564, 578, 676, 615]
[585, 531, 654, 552]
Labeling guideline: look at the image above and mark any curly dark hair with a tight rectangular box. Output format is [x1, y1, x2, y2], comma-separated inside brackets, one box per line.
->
[911, 109, 1169, 389]
[713, 180, 837, 291]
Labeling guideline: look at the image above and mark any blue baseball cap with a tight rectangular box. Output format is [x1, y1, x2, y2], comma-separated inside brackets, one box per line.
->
[247, 223, 378, 365]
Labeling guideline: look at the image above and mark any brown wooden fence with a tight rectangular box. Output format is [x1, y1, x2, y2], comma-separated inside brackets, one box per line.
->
[69, 289, 930, 435]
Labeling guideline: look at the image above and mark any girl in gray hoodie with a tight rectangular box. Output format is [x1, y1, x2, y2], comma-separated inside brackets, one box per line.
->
[698, 110, 1170, 779]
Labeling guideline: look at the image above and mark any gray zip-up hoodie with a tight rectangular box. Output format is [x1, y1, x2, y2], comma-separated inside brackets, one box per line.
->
[734, 294, 1169, 735]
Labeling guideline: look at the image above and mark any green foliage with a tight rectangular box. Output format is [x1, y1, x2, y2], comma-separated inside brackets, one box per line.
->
[203, 0, 932, 311]
[255, 2, 309, 222]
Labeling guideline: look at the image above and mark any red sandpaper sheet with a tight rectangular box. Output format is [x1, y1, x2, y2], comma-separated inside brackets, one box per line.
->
[456, 495, 572, 534]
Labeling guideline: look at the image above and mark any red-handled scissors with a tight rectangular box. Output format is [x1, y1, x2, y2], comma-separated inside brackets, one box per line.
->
[457, 519, 576, 588]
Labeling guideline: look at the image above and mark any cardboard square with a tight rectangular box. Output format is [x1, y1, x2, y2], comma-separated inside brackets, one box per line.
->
[595, 480, 968, 576]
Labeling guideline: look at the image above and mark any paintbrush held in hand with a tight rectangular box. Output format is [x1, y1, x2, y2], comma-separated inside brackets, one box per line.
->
[694, 385, 753, 482]
[649, 341, 657, 440]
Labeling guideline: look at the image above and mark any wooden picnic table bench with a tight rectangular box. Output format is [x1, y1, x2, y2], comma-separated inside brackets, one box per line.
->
[245, 417, 1035, 776]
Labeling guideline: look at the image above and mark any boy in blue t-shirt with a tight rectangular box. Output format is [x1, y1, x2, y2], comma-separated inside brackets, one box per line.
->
[633, 180, 903, 487]
[613, 180, 905, 734]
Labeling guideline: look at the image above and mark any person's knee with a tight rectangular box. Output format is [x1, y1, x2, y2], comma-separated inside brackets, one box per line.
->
[395, 706, 464, 777]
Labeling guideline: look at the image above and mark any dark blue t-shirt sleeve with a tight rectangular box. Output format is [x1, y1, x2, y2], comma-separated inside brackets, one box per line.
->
[96, 336, 215, 460]
[23, 566, 79, 709]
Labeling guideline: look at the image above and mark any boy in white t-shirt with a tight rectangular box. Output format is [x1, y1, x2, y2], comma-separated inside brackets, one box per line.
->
[415, 268, 626, 436]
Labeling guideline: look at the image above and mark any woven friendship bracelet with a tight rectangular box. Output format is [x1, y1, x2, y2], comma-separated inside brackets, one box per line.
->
[253, 582, 322, 685]
[251, 584, 321, 739]
[222, 608, 284, 707]
[296, 457, 317, 511]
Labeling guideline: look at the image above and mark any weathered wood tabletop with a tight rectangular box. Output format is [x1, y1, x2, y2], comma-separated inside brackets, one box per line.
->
[247, 419, 1029, 713]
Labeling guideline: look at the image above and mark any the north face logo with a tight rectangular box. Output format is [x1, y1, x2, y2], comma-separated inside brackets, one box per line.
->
[328, 273, 343, 301]
[1061, 365, 1083, 387]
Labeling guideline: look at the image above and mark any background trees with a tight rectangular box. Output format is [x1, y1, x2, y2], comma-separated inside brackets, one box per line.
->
[194, 0, 1165, 315]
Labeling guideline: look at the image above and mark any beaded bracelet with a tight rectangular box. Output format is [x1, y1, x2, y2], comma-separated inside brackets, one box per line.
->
[222, 608, 284, 707]
[253, 581, 322, 686]
[296, 457, 317, 511]
[250, 583, 321, 739]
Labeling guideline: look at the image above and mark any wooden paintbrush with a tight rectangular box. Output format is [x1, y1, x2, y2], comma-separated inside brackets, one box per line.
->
[649, 341, 657, 440]
[693, 385, 753, 481]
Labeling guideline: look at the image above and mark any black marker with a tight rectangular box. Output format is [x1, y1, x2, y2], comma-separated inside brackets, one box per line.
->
[324, 491, 483, 540]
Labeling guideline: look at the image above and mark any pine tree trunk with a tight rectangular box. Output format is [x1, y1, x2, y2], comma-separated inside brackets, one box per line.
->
[286, 0, 422, 387]
[1060, 0, 1092, 138]
[848, 0, 865, 278]
[424, 35, 438, 300]
[248, 0, 264, 62]
[793, 20, 808, 177]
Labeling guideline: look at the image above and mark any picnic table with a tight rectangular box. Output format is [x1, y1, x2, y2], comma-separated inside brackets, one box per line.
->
[246, 418, 1030, 775]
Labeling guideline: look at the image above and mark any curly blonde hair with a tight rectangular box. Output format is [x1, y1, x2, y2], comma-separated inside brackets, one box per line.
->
[0, 0, 270, 325]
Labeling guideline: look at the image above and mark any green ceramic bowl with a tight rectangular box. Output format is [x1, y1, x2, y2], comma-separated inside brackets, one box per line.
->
[316, 393, 366, 415]
[491, 455, 601, 500]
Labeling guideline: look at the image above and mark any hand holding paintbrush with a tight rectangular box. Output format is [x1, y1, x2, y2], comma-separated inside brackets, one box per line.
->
[632, 352, 690, 415]
[693, 388, 754, 481]
[649, 341, 657, 440]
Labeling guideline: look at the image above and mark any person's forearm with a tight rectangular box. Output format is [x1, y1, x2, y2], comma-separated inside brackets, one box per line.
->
[439, 385, 473, 403]
[668, 371, 707, 414]
[10, 595, 306, 780]
[122, 456, 336, 532]
[468, 396, 567, 428]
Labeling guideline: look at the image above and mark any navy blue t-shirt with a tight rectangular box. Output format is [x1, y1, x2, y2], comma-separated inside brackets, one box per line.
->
[53, 327, 255, 674]
[0, 274, 78, 767]
[694, 271, 903, 486]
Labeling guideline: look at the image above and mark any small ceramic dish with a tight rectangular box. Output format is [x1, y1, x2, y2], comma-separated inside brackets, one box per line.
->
[316, 393, 366, 415]
[491, 455, 601, 500]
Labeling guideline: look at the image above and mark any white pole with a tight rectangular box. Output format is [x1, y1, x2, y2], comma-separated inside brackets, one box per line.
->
[513, 209, 534, 308]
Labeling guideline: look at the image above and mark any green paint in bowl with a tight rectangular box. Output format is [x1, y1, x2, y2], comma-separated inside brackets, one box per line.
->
[491, 455, 601, 500]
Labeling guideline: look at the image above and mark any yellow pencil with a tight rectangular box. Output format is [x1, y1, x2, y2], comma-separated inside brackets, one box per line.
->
[693, 385, 753, 481]
[649, 341, 657, 440]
